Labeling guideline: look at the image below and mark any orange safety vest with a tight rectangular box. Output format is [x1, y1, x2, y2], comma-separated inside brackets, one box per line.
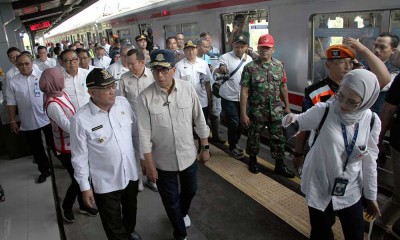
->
[45, 93, 76, 154]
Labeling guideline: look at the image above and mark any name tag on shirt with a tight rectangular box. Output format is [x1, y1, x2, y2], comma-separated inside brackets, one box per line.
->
[92, 125, 103, 131]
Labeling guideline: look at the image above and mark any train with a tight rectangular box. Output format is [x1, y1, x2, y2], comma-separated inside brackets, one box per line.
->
[44, 0, 400, 111]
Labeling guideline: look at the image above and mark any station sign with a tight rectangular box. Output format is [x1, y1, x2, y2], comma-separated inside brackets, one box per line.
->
[29, 21, 51, 31]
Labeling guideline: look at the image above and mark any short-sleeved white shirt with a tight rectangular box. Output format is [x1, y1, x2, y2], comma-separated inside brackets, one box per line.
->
[6, 68, 50, 130]
[174, 58, 212, 108]
[218, 52, 252, 102]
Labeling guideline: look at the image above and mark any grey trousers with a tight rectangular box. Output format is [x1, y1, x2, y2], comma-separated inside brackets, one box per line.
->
[375, 147, 400, 231]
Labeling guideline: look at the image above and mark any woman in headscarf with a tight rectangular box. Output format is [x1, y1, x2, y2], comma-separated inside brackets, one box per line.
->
[39, 67, 98, 223]
[283, 69, 381, 239]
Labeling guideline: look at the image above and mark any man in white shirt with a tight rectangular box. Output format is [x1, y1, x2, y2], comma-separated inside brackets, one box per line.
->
[214, 34, 252, 159]
[138, 49, 210, 240]
[60, 49, 90, 110]
[100, 37, 111, 56]
[120, 49, 155, 192]
[76, 48, 96, 72]
[174, 40, 212, 120]
[93, 43, 112, 69]
[107, 44, 133, 94]
[70, 68, 142, 240]
[33, 45, 57, 71]
[6, 53, 53, 183]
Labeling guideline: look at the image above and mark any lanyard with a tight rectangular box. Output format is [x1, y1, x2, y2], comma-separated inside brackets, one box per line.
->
[340, 122, 359, 172]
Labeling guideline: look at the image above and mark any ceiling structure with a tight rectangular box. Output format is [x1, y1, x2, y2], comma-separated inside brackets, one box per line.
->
[8, 0, 97, 34]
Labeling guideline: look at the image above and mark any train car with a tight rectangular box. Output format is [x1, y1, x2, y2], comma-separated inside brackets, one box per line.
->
[46, 0, 400, 111]
[45, 0, 400, 191]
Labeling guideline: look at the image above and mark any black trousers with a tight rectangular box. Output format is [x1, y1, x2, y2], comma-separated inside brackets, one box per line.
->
[308, 199, 364, 240]
[56, 153, 85, 210]
[22, 124, 54, 174]
[94, 180, 138, 240]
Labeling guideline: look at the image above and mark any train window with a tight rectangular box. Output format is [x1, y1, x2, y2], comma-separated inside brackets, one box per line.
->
[117, 29, 132, 45]
[164, 24, 181, 38]
[163, 23, 199, 42]
[312, 12, 384, 82]
[182, 23, 199, 41]
[221, 10, 268, 53]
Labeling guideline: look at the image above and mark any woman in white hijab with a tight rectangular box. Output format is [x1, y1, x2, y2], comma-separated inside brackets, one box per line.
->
[283, 69, 381, 240]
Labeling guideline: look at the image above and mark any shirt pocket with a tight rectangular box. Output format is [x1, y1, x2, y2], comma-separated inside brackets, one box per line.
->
[149, 107, 169, 128]
[88, 128, 112, 145]
[118, 116, 133, 128]
[15, 88, 29, 99]
[177, 100, 192, 124]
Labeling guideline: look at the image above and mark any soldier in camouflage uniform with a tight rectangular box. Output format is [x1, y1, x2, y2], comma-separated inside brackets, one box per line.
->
[240, 34, 295, 178]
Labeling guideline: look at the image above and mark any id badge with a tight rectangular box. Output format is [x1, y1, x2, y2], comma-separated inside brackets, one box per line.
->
[331, 177, 349, 196]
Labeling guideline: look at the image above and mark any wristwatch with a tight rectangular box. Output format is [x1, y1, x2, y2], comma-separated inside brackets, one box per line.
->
[201, 145, 210, 151]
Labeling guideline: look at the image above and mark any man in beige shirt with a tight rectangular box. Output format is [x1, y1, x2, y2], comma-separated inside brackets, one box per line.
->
[120, 48, 155, 192]
[137, 49, 210, 240]
[120, 49, 154, 113]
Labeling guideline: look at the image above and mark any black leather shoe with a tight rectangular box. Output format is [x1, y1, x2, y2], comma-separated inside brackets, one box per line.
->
[249, 162, 260, 174]
[274, 163, 295, 178]
[130, 231, 141, 240]
[37, 172, 51, 184]
[248, 156, 259, 174]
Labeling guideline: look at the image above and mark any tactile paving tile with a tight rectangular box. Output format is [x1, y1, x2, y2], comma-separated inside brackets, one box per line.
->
[206, 144, 345, 239]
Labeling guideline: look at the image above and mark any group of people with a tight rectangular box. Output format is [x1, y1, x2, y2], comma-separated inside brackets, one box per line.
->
[2, 26, 400, 240]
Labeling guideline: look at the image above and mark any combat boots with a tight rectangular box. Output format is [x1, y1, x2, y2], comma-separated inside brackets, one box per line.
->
[210, 115, 226, 144]
[274, 160, 295, 178]
[248, 156, 259, 174]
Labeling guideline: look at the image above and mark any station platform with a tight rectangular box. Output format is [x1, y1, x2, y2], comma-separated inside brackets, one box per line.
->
[0, 137, 397, 240]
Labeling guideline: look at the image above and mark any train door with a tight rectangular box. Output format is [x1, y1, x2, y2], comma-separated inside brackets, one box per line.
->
[138, 23, 151, 36]
[311, 11, 387, 83]
[220, 10, 268, 53]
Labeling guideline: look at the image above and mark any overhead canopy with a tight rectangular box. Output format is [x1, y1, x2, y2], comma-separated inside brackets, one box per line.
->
[9, 0, 97, 34]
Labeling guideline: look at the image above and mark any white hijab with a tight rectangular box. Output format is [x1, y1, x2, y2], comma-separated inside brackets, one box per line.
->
[332, 69, 380, 125]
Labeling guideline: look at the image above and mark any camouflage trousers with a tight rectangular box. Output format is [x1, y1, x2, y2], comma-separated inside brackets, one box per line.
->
[246, 119, 285, 160]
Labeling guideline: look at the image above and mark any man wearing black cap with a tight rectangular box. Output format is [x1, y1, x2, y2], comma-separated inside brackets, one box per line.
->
[93, 43, 112, 69]
[214, 34, 252, 160]
[135, 34, 150, 65]
[138, 49, 210, 240]
[70, 68, 142, 240]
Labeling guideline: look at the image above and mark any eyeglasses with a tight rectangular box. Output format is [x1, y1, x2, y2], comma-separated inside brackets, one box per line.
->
[91, 83, 117, 91]
[63, 58, 79, 64]
[151, 68, 171, 75]
[334, 92, 363, 109]
[17, 62, 31, 67]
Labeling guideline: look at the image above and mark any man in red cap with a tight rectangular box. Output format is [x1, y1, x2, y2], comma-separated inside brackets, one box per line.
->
[240, 34, 294, 177]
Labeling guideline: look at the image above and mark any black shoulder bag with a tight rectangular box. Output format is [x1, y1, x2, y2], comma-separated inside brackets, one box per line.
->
[212, 54, 247, 98]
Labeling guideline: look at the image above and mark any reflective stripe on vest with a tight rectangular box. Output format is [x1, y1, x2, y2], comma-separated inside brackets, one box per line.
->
[309, 85, 334, 105]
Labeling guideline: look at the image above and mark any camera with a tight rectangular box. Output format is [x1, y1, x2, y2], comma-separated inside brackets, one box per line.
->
[213, 73, 230, 81]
